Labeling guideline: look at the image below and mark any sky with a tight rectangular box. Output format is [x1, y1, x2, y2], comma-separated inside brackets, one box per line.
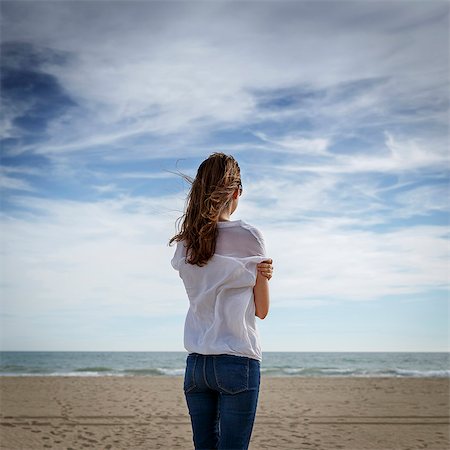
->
[0, 0, 449, 352]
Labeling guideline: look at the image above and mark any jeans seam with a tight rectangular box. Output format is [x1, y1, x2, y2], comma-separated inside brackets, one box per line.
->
[203, 355, 212, 389]
[192, 354, 197, 390]
[184, 354, 197, 393]
[212, 356, 219, 391]
[246, 358, 249, 390]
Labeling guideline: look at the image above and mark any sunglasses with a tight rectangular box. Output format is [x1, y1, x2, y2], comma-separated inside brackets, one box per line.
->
[238, 183, 243, 196]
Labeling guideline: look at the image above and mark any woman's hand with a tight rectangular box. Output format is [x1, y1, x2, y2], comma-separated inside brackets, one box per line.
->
[257, 258, 273, 281]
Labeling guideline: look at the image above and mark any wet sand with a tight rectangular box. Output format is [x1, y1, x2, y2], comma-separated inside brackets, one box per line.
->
[0, 376, 448, 449]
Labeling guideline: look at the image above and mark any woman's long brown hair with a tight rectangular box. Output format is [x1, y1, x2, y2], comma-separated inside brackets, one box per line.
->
[168, 152, 241, 266]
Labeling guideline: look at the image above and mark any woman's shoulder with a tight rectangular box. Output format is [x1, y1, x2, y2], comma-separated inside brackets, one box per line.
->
[239, 220, 264, 237]
[237, 220, 266, 257]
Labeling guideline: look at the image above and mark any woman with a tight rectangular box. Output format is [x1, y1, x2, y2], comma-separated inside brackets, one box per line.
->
[169, 152, 273, 450]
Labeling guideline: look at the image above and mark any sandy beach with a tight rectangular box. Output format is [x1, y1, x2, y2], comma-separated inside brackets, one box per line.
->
[0, 376, 448, 449]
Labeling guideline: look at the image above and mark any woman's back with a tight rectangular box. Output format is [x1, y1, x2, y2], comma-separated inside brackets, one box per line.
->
[171, 219, 268, 361]
[214, 219, 266, 258]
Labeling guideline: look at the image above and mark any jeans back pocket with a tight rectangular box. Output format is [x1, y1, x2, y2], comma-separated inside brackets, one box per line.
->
[183, 354, 197, 393]
[213, 355, 249, 394]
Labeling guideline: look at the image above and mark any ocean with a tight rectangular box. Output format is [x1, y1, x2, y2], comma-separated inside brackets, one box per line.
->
[0, 351, 448, 378]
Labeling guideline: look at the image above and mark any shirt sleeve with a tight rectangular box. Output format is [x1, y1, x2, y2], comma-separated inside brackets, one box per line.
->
[171, 241, 185, 271]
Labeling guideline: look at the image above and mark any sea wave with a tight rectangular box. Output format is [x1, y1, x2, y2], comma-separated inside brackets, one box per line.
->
[260, 367, 450, 378]
[1, 366, 449, 378]
[75, 366, 113, 372]
[123, 368, 186, 376]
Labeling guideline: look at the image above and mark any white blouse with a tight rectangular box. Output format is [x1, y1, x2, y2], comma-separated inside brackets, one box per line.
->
[171, 219, 268, 361]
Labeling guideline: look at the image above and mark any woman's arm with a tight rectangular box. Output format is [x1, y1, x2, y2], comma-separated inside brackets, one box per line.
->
[253, 269, 270, 319]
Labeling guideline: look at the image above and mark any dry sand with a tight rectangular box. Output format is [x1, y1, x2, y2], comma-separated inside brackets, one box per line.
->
[0, 376, 448, 449]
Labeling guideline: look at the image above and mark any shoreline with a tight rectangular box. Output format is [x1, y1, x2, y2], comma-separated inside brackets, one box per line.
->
[1, 375, 449, 378]
[1, 376, 449, 449]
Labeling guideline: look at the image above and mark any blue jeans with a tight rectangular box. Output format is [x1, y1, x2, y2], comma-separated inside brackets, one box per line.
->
[183, 353, 261, 450]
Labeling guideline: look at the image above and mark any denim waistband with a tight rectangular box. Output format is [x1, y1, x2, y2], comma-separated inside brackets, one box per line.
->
[188, 352, 260, 363]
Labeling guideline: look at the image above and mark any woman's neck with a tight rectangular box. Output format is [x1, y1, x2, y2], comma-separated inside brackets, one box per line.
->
[218, 209, 232, 222]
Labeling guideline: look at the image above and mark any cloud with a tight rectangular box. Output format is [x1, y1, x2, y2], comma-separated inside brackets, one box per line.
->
[0, 165, 43, 192]
[1, 192, 447, 324]
[265, 223, 448, 307]
[1, 194, 186, 319]
[261, 131, 448, 176]
[0, 41, 77, 154]
[0, 1, 447, 159]
[0, 174, 35, 192]
[393, 184, 450, 218]
[253, 131, 331, 155]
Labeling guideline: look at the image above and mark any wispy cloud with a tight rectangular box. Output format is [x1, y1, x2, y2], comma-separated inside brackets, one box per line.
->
[253, 131, 331, 155]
